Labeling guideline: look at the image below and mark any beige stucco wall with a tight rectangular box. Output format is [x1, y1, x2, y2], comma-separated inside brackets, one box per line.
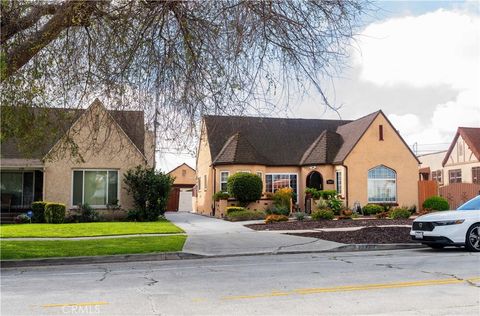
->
[168, 164, 196, 186]
[43, 101, 150, 211]
[195, 122, 213, 215]
[344, 114, 419, 208]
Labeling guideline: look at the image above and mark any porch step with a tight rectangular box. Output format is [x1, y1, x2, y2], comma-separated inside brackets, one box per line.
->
[1, 212, 21, 224]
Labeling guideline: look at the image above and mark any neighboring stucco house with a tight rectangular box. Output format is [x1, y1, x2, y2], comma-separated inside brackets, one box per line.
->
[0, 99, 154, 220]
[419, 127, 480, 186]
[196, 110, 419, 217]
[166, 163, 196, 212]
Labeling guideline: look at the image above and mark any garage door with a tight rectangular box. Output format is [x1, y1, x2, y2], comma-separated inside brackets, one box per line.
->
[178, 188, 193, 212]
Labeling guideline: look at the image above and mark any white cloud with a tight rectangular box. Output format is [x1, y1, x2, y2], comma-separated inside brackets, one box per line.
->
[354, 9, 479, 90]
[355, 9, 480, 149]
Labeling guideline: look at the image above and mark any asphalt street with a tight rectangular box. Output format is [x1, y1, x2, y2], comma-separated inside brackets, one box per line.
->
[1, 249, 479, 316]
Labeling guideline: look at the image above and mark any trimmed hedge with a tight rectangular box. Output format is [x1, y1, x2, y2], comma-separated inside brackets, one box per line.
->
[362, 204, 384, 215]
[226, 210, 266, 222]
[226, 206, 247, 214]
[311, 209, 334, 220]
[31, 201, 47, 223]
[44, 203, 66, 224]
[389, 208, 411, 219]
[227, 173, 262, 206]
[422, 196, 449, 211]
[265, 214, 289, 224]
[213, 191, 230, 201]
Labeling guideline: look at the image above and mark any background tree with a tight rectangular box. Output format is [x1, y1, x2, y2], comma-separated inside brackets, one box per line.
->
[1, 0, 370, 157]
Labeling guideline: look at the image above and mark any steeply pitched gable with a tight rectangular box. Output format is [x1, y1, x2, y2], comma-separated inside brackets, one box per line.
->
[442, 127, 480, 166]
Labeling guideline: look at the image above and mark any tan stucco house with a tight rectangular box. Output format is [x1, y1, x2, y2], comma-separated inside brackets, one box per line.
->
[166, 163, 196, 212]
[0, 99, 154, 219]
[196, 110, 419, 217]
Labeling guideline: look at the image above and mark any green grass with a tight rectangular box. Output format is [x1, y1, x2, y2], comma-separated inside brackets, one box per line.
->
[0, 220, 184, 238]
[0, 235, 187, 260]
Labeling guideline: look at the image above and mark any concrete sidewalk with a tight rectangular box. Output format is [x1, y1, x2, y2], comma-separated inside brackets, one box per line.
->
[165, 212, 343, 256]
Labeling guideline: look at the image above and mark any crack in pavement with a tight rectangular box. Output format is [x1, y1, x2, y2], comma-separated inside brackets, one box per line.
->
[419, 270, 480, 288]
[97, 267, 111, 282]
[274, 239, 321, 253]
[330, 256, 354, 264]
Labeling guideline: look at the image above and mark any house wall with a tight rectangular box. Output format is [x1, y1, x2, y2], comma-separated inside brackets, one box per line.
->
[43, 101, 150, 212]
[168, 164, 196, 186]
[443, 135, 480, 184]
[343, 114, 419, 208]
[196, 123, 214, 215]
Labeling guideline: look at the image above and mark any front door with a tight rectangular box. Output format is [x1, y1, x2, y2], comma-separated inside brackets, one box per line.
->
[306, 171, 323, 190]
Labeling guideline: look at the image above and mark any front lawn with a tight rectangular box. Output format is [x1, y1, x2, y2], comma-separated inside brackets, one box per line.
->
[1, 235, 187, 260]
[0, 220, 184, 238]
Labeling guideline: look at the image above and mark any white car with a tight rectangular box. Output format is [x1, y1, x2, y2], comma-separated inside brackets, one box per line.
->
[410, 195, 480, 252]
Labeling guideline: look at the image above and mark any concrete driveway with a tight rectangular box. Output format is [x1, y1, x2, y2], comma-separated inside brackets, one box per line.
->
[165, 212, 342, 256]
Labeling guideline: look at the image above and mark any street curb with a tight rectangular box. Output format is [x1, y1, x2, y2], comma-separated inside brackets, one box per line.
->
[1, 243, 426, 268]
[0, 252, 204, 268]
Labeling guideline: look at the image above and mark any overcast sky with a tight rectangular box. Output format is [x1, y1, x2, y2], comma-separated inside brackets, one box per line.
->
[157, 0, 480, 172]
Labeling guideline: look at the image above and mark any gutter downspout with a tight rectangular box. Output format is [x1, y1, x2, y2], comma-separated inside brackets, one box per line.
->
[212, 165, 216, 217]
[344, 165, 349, 208]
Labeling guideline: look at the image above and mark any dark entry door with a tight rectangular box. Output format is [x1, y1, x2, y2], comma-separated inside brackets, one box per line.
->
[306, 171, 323, 190]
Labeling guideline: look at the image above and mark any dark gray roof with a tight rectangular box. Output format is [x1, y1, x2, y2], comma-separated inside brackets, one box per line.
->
[204, 113, 381, 166]
[1, 105, 146, 160]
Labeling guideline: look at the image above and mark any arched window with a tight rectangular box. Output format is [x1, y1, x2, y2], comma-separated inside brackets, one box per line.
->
[368, 166, 396, 203]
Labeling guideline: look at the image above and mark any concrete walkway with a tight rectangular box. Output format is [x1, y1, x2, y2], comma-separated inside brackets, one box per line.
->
[165, 212, 343, 256]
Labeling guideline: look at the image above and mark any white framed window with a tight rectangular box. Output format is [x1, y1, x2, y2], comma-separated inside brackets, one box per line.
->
[367, 166, 396, 203]
[335, 171, 342, 195]
[72, 170, 119, 207]
[220, 171, 229, 192]
[265, 173, 298, 202]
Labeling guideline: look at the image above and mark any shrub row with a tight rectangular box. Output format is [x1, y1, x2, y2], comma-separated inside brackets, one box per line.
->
[305, 188, 337, 200]
[226, 210, 266, 221]
[31, 201, 66, 223]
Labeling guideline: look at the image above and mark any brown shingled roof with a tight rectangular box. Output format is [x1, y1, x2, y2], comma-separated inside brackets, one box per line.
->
[1, 103, 146, 160]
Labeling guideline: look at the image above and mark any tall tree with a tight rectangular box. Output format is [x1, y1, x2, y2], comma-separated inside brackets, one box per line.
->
[1, 0, 369, 157]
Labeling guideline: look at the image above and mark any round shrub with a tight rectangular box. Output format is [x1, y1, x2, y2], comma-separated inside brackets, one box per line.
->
[31, 201, 47, 223]
[423, 196, 449, 211]
[362, 204, 383, 215]
[15, 213, 30, 224]
[44, 203, 66, 223]
[265, 214, 289, 224]
[311, 209, 334, 220]
[294, 212, 306, 221]
[227, 173, 262, 206]
[389, 208, 411, 219]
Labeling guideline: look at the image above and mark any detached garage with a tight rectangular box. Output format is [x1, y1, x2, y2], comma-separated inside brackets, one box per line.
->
[167, 163, 196, 212]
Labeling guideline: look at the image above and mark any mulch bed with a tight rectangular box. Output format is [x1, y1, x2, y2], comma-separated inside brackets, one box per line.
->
[245, 219, 413, 231]
[287, 227, 414, 244]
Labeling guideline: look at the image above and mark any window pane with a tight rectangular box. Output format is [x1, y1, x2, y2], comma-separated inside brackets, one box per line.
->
[265, 175, 273, 192]
[22, 172, 34, 206]
[72, 171, 83, 205]
[368, 166, 396, 202]
[0, 172, 23, 206]
[84, 171, 107, 205]
[108, 171, 118, 204]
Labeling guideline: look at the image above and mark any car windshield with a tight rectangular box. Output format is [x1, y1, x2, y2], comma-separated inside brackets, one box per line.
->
[458, 196, 480, 211]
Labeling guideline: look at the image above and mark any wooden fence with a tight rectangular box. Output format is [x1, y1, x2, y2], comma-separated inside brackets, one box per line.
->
[439, 183, 480, 209]
[418, 180, 438, 211]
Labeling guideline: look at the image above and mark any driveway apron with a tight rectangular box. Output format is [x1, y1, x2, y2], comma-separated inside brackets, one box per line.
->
[165, 212, 343, 256]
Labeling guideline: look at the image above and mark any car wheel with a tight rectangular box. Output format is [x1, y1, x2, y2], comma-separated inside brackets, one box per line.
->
[428, 244, 445, 249]
[466, 223, 480, 252]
